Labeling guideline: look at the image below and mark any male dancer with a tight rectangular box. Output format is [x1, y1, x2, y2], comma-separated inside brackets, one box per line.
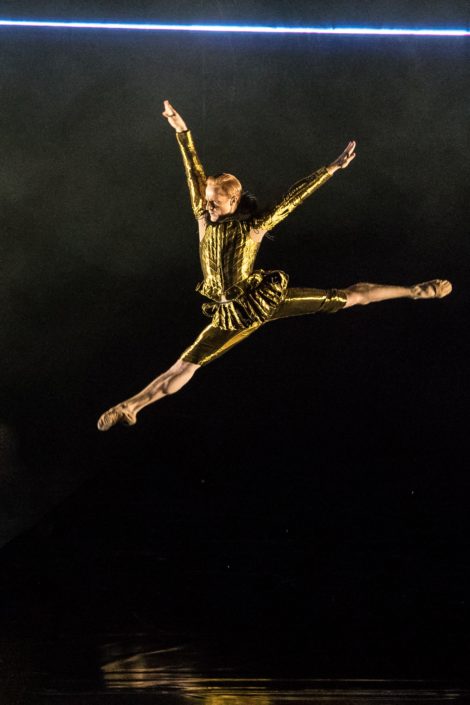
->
[98, 100, 451, 430]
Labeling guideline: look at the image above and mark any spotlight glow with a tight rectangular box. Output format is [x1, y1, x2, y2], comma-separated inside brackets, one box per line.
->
[0, 20, 468, 37]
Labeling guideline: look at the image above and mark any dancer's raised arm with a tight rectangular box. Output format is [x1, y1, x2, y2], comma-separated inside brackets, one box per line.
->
[251, 141, 356, 238]
[162, 99, 207, 222]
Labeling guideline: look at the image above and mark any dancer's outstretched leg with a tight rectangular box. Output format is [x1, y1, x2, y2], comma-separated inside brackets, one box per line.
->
[344, 279, 452, 307]
[97, 323, 261, 431]
[97, 359, 200, 431]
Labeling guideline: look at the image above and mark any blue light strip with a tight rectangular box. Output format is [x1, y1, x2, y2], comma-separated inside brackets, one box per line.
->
[0, 20, 468, 36]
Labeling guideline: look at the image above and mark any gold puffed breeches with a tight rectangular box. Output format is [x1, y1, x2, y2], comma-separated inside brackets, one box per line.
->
[180, 287, 348, 366]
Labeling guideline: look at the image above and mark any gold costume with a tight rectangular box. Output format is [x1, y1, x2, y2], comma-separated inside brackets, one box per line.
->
[176, 130, 347, 366]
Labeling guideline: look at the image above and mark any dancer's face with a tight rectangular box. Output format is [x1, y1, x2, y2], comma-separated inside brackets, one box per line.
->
[205, 185, 238, 222]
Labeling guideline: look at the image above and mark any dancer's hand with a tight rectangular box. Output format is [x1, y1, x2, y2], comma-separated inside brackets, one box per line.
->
[327, 141, 356, 175]
[162, 99, 188, 133]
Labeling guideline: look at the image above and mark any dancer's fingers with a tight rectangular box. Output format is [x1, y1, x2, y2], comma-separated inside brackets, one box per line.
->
[163, 99, 177, 117]
[330, 141, 356, 170]
[338, 151, 355, 168]
[163, 109, 178, 120]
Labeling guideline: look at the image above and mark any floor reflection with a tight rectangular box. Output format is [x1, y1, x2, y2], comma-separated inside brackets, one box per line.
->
[0, 634, 466, 704]
[99, 639, 465, 703]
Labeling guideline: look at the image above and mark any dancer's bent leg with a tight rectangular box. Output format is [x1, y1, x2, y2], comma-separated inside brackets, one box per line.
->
[97, 322, 261, 430]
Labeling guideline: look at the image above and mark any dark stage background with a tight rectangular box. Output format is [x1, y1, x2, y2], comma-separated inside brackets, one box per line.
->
[0, 1, 469, 700]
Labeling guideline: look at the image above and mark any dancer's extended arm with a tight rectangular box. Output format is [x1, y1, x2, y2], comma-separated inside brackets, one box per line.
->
[162, 100, 207, 223]
[251, 140, 356, 238]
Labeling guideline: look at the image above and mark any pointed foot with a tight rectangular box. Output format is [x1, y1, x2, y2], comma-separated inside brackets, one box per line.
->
[97, 404, 137, 432]
[411, 279, 452, 300]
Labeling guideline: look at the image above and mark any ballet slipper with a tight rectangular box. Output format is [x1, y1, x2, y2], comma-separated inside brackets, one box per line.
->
[411, 279, 452, 300]
[97, 404, 137, 431]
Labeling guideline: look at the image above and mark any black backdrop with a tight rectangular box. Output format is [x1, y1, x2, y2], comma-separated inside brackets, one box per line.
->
[0, 0, 469, 684]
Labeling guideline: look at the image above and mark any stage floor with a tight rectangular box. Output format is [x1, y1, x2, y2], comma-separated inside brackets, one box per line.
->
[1, 631, 467, 704]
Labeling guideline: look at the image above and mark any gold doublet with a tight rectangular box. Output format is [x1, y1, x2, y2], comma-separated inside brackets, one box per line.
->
[196, 221, 289, 330]
[176, 130, 336, 332]
[175, 130, 347, 365]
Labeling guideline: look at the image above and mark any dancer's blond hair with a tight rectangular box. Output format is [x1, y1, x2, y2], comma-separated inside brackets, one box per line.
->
[206, 172, 242, 201]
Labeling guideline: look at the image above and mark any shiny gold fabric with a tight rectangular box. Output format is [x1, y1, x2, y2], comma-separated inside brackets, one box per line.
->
[176, 130, 207, 219]
[181, 287, 348, 366]
[251, 168, 332, 233]
[199, 269, 289, 330]
[176, 130, 333, 331]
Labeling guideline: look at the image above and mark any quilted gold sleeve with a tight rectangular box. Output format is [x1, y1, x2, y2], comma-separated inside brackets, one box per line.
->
[176, 130, 207, 220]
[253, 166, 332, 233]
